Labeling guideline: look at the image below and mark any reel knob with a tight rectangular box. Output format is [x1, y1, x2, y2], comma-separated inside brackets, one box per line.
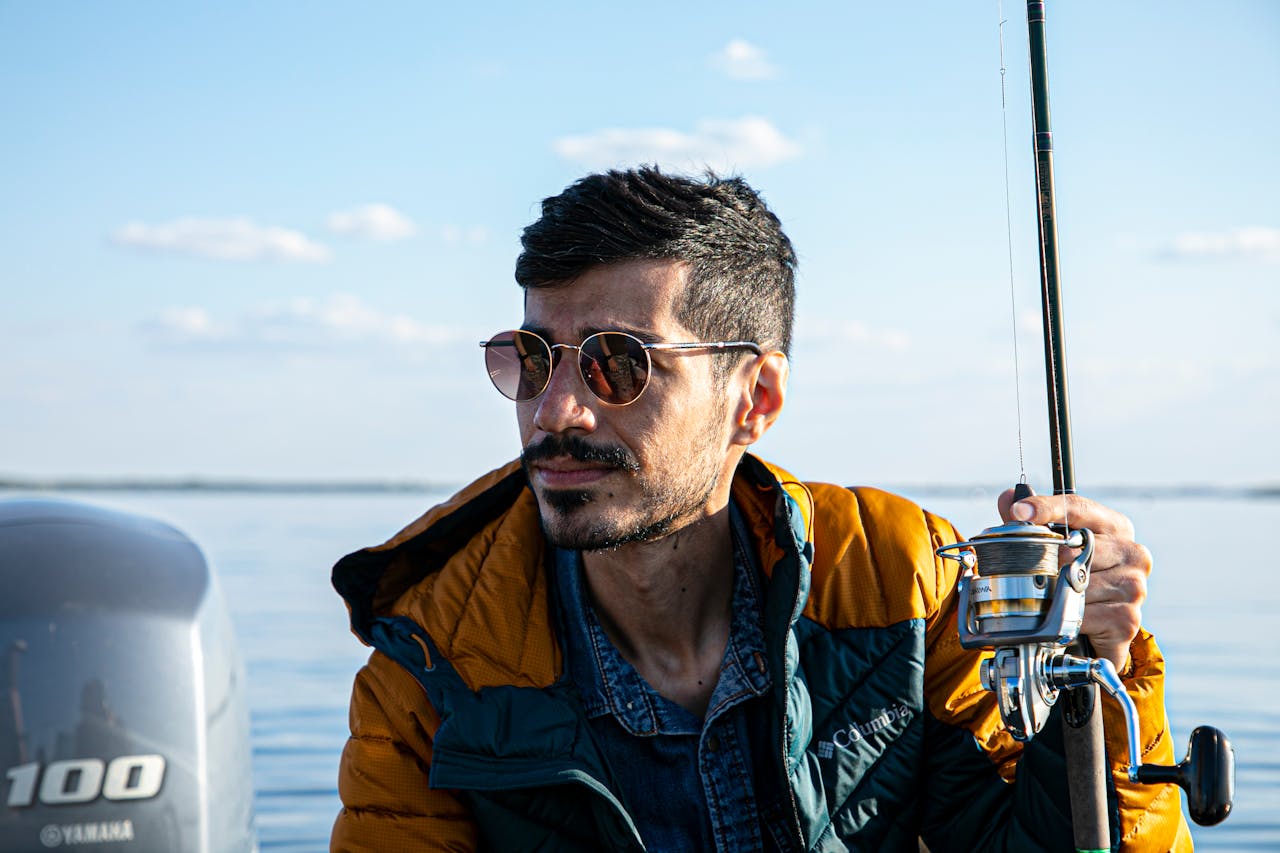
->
[1135, 726, 1234, 826]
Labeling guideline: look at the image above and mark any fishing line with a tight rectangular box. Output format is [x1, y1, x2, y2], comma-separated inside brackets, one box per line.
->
[997, 3, 1028, 485]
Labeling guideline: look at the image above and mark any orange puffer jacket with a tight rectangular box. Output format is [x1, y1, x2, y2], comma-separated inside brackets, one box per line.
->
[331, 455, 1191, 851]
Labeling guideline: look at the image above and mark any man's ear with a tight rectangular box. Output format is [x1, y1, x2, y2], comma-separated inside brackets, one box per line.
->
[730, 352, 789, 447]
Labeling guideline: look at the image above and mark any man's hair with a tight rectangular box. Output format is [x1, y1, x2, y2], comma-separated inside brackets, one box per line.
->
[515, 167, 797, 357]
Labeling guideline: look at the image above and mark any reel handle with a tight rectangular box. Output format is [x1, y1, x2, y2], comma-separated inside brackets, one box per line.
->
[1135, 726, 1235, 827]
[1050, 655, 1236, 826]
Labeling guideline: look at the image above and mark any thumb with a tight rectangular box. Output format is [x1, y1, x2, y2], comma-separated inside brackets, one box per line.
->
[997, 482, 1037, 523]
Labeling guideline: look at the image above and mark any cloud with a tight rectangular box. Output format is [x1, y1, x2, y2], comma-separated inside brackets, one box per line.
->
[112, 217, 331, 263]
[139, 294, 464, 349]
[802, 319, 912, 352]
[139, 307, 229, 343]
[553, 116, 801, 172]
[709, 39, 777, 80]
[1168, 226, 1280, 262]
[1018, 309, 1042, 335]
[440, 225, 490, 245]
[327, 203, 416, 242]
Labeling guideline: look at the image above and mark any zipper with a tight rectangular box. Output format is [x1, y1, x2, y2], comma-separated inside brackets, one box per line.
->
[781, 732, 806, 851]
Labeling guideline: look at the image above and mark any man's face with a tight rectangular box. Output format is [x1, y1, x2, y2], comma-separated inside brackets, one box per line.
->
[517, 259, 740, 551]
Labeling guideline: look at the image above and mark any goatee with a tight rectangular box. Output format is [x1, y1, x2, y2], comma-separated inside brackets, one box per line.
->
[522, 435, 719, 552]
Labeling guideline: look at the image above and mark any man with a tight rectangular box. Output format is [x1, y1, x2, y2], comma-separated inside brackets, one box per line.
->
[331, 168, 1189, 851]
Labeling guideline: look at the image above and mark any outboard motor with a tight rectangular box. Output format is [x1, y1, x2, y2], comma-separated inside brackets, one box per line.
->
[0, 499, 255, 851]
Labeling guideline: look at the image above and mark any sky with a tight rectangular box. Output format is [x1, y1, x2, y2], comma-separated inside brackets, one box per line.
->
[2, 1, 1276, 489]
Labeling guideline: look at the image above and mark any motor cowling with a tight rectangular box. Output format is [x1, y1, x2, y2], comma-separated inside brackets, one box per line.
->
[0, 498, 255, 851]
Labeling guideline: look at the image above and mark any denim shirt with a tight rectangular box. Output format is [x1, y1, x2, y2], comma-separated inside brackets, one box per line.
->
[555, 505, 775, 852]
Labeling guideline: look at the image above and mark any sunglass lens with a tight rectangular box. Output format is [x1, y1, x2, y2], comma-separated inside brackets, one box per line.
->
[484, 330, 552, 401]
[580, 333, 649, 404]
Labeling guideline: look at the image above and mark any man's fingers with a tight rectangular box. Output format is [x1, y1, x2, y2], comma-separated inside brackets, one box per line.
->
[1094, 539, 1153, 578]
[1077, 550, 1149, 672]
[1084, 562, 1149, 605]
[1080, 600, 1143, 650]
[995, 487, 1022, 522]
[999, 491, 1136, 538]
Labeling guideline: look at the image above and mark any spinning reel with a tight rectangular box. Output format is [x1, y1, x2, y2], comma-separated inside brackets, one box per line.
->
[935, 485, 1234, 826]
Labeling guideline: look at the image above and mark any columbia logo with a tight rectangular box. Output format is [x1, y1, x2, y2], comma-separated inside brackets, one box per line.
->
[822, 702, 914, 756]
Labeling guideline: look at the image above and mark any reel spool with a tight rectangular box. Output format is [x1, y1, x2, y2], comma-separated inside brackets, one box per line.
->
[936, 488, 1234, 826]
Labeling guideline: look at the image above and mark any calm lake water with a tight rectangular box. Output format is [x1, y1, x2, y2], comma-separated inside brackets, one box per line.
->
[9, 488, 1275, 851]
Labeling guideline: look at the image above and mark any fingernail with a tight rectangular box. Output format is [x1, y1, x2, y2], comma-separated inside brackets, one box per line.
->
[1012, 502, 1033, 521]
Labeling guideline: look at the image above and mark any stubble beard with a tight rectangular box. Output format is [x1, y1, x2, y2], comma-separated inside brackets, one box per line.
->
[548, 467, 720, 552]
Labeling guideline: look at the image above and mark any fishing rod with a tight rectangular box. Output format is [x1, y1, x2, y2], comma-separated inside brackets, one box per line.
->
[1025, 0, 1108, 844]
[936, 1, 1234, 848]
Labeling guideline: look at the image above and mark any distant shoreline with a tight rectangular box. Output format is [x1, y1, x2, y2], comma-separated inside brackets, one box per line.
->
[1, 478, 1275, 500]
[0, 478, 452, 495]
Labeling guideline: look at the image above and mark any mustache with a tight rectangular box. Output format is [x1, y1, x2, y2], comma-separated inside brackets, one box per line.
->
[521, 434, 640, 473]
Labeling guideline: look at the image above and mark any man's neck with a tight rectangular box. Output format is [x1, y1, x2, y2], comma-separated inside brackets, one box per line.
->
[580, 507, 736, 717]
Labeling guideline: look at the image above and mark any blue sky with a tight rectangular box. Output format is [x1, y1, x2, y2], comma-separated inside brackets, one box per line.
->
[3, 1, 1276, 487]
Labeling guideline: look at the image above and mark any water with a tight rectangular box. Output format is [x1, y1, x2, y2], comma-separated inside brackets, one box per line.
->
[9, 489, 1276, 851]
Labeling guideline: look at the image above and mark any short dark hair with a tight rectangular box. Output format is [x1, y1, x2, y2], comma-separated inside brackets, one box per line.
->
[515, 167, 797, 357]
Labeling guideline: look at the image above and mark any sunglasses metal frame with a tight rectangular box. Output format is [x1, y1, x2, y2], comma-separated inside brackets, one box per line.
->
[480, 329, 763, 405]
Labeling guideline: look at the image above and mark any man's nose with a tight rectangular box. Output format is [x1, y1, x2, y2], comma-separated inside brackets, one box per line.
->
[531, 352, 597, 434]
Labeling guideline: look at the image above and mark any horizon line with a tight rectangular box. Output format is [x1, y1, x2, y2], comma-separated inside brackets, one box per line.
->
[1, 476, 1276, 500]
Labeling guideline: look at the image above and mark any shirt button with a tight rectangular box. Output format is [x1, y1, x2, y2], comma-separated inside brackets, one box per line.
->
[707, 735, 720, 752]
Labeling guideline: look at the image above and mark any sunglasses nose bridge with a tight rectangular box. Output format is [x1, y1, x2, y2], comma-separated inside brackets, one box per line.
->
[546, 342, 579, 377]
[538, 342, 592, 404]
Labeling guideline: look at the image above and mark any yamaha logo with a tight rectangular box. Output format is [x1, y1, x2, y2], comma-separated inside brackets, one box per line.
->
[39, 820, 135, 847]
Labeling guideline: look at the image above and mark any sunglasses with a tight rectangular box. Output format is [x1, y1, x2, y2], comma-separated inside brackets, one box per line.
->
[480, 329, 762, 406]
